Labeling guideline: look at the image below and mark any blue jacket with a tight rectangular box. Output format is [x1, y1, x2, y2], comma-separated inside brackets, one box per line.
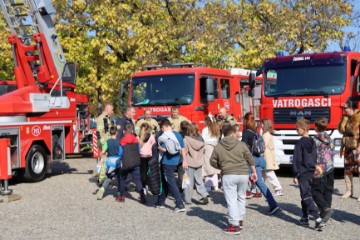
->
[116, 115, 135, 141]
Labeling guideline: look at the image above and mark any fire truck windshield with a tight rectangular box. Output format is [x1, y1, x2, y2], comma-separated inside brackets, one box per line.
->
[264, 65, 346, 97]
[131, 74, 194, 106]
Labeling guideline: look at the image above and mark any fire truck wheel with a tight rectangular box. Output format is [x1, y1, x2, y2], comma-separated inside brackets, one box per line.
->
[23, 145, 48, 182]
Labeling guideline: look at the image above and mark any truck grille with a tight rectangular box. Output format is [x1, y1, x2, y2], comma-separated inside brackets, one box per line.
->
[273, 107, 330, 124]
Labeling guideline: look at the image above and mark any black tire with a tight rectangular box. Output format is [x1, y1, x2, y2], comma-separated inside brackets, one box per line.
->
[23, 145, 48, 182]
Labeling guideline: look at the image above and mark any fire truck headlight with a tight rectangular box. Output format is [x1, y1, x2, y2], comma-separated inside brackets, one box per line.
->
[334, 138, 342, 147]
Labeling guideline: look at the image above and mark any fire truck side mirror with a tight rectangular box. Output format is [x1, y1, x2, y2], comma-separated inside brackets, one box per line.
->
[62, 62, 76, 84]
[206, 77, 215, 102]
[249, 72, 256, 89]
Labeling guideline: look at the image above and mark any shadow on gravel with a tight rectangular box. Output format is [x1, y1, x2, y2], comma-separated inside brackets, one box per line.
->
[247, 203, 300, 224]
[187, 206, 228, 228]
[49, 161, 78, 177]
[208, 191, 226, 208]
[331, 209, 360, 225]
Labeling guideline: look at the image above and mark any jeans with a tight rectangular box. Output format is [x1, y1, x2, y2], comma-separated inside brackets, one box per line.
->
[253, 156, 278, 209]
[157, 164, 184, 208]
[119, 166, 143, 195]
[311, 171, 334, 211]
[222, 175, 248, 226]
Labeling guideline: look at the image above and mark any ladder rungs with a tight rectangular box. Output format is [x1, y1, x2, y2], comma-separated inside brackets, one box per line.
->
[10, 3, 25, 7]
[13, 24, 37, 28]
[15, 14, 29, 17]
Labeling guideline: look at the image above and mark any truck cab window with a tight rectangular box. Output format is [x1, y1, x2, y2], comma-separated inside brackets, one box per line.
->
[220, 79, 230, 99]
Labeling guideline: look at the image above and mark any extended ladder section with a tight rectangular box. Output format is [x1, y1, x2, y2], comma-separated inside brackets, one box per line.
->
[0, 0, 70, 110]
[0, 0, 66, 78]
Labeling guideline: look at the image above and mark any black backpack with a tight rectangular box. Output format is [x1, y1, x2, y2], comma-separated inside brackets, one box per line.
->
[250, 130, 266, 155]
[121, 143, 141, 171]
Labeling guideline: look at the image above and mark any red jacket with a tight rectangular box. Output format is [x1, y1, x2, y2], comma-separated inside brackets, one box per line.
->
[120, 134, 138, 146]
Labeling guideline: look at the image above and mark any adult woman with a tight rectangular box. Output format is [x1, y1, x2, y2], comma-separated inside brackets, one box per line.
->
[242, 112, 280, 214]
[202, 115, 221, 191]
[261, 118, 283, 196]
[338, 100, 360, 201]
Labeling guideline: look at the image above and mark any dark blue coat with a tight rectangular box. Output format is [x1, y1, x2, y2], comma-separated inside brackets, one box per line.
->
[292, 137, 317, 177]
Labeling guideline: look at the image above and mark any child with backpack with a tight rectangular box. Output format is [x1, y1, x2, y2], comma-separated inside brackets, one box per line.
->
[242, 112, 279, 215]
[311, 117, 335, 223]
[116, 124, 146, 204]
[293, 119, 325, 231]
[97, 126, 122, 200]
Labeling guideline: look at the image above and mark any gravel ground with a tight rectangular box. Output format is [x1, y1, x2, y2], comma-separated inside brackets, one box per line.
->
[0, 158, 359, 240]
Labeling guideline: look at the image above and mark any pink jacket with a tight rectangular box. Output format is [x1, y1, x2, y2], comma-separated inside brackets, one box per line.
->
[140, 135, 156, 158]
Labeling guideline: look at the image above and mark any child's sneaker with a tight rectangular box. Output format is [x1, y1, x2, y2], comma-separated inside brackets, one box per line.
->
[201, 197, 209, 205]
[115, 195, 125, 202]
[253, 192, 262, 198]
[269, 206, 280, 215]
[314, 219, 325, 231]
[274, 190, 284, 196]
[246, 191, 253, 199]
[173, 205, 185, 213]
[299, 216, 309, 226]
[223, 224, 241, 235]
[321, 208, 333, 223]
[96, 187, 105, 200]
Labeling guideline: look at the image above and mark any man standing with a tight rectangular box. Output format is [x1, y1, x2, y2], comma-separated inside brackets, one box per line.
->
[136, 109, 159, 134]
[167, 105, 190, 132]
[96, 103, 114, 149]
[217, 107, 237, 126]
[116, 107, 136, 141]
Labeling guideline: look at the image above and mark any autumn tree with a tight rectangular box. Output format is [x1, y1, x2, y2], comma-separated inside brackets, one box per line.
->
[0, 0, 354, 115]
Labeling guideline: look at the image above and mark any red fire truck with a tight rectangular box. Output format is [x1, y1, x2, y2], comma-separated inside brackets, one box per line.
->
[0, 0, 90, 182]
[259, 50, 359, 168]
[120, 64, 261, 132]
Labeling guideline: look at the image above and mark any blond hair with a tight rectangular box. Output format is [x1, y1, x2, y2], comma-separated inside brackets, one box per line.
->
[296, 119, 310, 131]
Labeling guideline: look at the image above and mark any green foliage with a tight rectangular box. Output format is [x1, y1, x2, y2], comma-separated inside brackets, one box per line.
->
[0, 0, 354, 115]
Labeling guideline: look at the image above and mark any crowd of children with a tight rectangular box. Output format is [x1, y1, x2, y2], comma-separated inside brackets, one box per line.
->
[94, 104, 342, 235]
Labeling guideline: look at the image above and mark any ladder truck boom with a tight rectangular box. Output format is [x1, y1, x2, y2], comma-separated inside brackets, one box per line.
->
[0, 0, 91, 182]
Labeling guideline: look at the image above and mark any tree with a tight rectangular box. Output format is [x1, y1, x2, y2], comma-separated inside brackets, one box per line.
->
[0, 0, 354, 115]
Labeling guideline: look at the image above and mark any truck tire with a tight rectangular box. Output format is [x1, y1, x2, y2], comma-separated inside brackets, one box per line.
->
[23, 145, 48, 182]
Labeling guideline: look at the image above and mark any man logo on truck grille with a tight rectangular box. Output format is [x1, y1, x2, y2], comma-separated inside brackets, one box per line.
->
[290, 110, 311, 116]
[32, 126, 41, 136]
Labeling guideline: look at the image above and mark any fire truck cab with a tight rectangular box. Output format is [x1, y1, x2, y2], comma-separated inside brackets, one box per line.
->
[260, 50, 360, 168]
[120, 64, 261, 132]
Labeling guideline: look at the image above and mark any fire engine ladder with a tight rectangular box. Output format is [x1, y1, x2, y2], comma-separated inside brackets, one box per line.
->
[0, 0, 38, 45]
[0, 0, 69, 110]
